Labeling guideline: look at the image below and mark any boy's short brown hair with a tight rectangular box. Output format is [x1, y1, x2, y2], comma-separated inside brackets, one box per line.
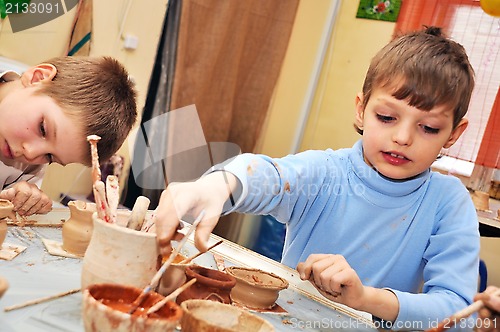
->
[356, 26, 475, 134]
[37, 56, 137, 166]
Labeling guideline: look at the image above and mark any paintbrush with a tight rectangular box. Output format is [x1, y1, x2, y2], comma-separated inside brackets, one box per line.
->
[425, 288, 500, 332]
[179, 240, 223, 264]
[128, 210, 205, 314]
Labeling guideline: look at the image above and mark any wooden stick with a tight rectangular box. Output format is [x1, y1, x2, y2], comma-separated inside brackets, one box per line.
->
[146, 278, 197, 315]
[180, 240, 223, 264]
[87, 135, 101, 184]
[128, 210, 205, 314]
[127, 196, 150, 230]
[4, 288, 81, 312]
[426, 288, 500, 332]
[94, 181, 112, 223]
[106, 175, 119, 222]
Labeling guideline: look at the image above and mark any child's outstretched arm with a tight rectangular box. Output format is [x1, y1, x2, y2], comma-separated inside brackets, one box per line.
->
[0, 181, 52, 216]
[297, 253, 399, 322]
[154, 171, 238, 256]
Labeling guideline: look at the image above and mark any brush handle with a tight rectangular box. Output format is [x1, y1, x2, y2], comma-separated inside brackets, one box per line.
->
[180, 240, 223, 264]
[146, 278, 197, 315]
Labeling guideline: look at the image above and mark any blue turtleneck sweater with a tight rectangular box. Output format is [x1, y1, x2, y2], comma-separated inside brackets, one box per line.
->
[220, 140, 479, 329]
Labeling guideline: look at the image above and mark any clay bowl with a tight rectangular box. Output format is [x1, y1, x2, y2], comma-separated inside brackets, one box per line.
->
[0, 199, 13, 248]
[82, 283, 182, 332]
[176, 265, 236, 305]
[225, 266, 289, 309]
[180, 299, 274, 332]
[0, 276, 8, 299]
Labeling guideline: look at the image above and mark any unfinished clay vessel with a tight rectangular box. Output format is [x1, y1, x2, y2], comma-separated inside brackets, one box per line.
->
[176, 265, 236, 305]
[0, 199, 14, 248]
[62, 201, 96, 256]
[180, 299, 274, 332]
[82, 283, 182, 332]
[81, 213, 159, 290]
[225, 266, 289, 309]
[158, 253, 192, 296]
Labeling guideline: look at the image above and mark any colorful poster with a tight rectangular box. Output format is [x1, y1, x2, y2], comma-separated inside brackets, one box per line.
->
[356, 0, 402, 22]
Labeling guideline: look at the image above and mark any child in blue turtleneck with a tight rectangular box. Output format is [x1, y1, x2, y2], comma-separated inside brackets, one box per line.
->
[154, 26, 480, 330]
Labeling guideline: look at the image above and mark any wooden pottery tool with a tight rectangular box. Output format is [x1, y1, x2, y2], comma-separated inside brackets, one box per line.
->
[106, 175, 119, 222]
[147, 278, 197, 315]
[126, 196, 150, 230]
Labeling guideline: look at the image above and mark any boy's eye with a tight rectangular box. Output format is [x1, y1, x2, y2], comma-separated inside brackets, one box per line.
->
[40, 120, 47, 137]
[376, 114, 395, 123]
[422, 125, 440, 134]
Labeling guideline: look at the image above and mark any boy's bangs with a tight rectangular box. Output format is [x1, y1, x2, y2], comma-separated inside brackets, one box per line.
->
[378, 74, 458, 112]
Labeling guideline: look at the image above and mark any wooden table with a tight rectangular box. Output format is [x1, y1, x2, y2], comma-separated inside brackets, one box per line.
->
[0, 209, 376, 332]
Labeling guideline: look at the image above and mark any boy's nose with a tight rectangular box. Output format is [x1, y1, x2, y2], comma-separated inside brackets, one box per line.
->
[392, 125, 413, 146]
[22, 142, 46, 164]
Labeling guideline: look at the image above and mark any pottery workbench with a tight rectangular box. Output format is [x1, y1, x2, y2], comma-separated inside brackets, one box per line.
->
[0, 209, 377, 332]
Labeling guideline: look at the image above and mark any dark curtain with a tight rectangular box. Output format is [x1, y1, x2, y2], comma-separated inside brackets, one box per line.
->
[123, 0, 182, 208]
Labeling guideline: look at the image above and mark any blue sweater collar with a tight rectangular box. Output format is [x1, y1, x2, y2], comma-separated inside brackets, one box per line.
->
[350, 140, 430, 198]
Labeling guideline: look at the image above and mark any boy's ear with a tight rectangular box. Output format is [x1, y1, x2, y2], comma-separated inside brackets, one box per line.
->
[355, 92, 365, 130]
[20, 64, 57, 87]
[443, 118, 468, 148]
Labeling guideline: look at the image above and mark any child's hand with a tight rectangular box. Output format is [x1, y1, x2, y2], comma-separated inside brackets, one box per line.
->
[474, 286, 500, 332]
[154, 171, 238, 256]
[0, 181, 52, 216]
[297, 254, 365, 309]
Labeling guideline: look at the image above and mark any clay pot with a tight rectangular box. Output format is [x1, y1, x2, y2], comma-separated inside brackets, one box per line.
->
[0, 199, 14, 248]
[82, 283, 182, 332]
[62, 201, 96, 256]
[81, 213, 159, 290]
[180, 299, 274, 332]
[158, 253, 192, 296]
[472, 191, 490, 211]
[225, 266, 289, 309]
[176, 265, 236, 305]
[0, 276, 8, 299]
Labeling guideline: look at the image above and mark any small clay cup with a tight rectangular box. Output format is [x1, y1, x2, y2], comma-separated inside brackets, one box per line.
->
[0, 276, 8, 299]
[225, 266, 289, 309]
[181, 299, 274, 332]
[0, 199, 14, 248]
[176, 265, 236, 305]
[82, 283, 182, 332]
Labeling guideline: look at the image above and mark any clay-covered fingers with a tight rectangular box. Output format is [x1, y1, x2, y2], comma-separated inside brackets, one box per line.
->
[155, 176, 227, 256]
[192, 213, 219, 252]
[0, 182, 52, 216]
